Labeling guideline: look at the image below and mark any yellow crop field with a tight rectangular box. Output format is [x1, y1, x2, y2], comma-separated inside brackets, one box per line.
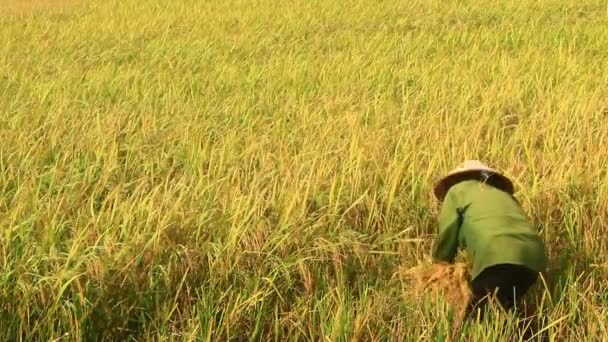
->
[1, 0, 607, 340]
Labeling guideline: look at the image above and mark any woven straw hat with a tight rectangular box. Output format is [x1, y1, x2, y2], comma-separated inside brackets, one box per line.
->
[433, 160, 514, 201]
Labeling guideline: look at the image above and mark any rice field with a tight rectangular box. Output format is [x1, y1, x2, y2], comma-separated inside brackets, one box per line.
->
[1, 0, 607, 340]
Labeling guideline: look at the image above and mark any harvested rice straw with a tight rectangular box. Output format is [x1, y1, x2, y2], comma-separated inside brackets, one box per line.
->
[397, 261, 472, 321]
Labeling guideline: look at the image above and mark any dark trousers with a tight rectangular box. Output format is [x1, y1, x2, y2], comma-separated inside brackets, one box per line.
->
[466, 264, 538, 319]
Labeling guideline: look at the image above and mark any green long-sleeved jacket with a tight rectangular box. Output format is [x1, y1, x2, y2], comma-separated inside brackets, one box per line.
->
[432, 180, 547, 279]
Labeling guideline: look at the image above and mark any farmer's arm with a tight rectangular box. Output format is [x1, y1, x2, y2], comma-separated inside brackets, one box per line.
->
[431, 195, 461, 263]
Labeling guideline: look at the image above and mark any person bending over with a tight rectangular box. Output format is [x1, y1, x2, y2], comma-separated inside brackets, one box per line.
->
[432, 160, 547, 318]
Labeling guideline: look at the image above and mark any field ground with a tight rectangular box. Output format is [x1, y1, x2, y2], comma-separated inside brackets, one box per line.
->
[1, 0, 607, 340]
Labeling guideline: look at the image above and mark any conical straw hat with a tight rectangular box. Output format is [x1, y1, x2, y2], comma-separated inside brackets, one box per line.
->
[433, 160, 514, 201]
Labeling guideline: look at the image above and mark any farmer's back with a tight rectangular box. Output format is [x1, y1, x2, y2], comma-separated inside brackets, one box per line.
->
[448, 180, 547, 279]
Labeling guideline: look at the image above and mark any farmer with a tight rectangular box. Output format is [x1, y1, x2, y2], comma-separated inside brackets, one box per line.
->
[431, 160, 547, 318]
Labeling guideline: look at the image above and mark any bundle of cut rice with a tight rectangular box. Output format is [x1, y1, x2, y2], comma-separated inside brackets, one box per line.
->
[397, 261, 472, 320]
